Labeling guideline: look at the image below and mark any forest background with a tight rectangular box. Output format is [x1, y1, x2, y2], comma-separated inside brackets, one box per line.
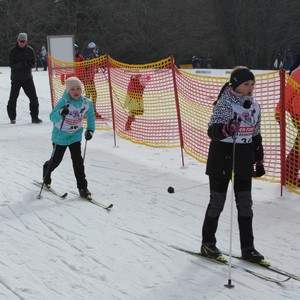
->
[0, 0, 300, 69]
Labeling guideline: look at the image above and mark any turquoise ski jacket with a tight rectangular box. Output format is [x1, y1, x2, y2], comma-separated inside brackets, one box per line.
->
[50, 90, 95, 146]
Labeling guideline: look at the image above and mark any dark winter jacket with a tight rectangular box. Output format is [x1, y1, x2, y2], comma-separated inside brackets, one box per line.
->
[289, 53, 300, 76]
[206, 87, 264, 180]
[83, 47, 99, 61]
[9, 43, 36, 81]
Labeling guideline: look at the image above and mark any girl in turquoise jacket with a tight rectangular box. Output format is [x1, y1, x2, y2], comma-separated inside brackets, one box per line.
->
[43, 77, 95, 199]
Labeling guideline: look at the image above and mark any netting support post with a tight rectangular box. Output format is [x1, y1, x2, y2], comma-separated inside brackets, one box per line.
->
[106, 54, 117, 147]
[170, 56, 185, 167]
[279, 69, 286, 196]
[47, 55, 55, 109]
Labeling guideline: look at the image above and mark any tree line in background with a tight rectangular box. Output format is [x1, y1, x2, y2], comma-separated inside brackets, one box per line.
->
[1, 0, 300, 69]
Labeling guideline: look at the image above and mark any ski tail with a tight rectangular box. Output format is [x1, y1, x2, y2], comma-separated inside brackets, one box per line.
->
[33, 180, 68, 198]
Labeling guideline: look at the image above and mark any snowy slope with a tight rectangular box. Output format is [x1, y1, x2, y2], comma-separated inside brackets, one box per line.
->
[0, 66, 299, 300]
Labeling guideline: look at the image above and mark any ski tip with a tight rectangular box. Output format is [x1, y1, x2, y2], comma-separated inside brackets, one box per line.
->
[61, 193, 68, 198]
[216, 255, 228, 263]
[260, 259, 270, 267]
[201, 253, 228, 263]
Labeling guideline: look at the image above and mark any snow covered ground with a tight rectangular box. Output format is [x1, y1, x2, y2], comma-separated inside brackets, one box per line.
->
[0, 66, 299, 300]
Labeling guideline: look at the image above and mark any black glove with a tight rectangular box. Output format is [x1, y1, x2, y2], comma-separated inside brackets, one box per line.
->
[60, 105, 69, 117]
[253, 160, 265, 177]
[222, 119, 240, 137]
[85, 130, 94, 140]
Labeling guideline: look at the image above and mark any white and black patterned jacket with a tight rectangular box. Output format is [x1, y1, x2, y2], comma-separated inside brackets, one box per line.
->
[206, 87, 264, 179]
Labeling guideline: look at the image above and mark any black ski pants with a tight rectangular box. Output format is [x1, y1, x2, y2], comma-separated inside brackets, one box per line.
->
[7, 78, 39, 120]
[43, 142, 87, 189]
[202, 176, 255, 251]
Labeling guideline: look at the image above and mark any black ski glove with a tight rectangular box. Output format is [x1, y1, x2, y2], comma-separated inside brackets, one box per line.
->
[85, 130, 94, 141]
[253, 160, 265, 177]
[60, 105, 69, 117]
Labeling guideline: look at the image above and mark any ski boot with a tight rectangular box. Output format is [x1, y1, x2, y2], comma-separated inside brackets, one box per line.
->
[201, 244, 227, 262]
[242, 248, 265, 264]
[79, 187, 92, 200]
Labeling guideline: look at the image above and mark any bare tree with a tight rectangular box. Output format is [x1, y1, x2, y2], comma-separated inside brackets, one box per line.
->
[212, 0, 300, 68]
[1, 0, 300, 68]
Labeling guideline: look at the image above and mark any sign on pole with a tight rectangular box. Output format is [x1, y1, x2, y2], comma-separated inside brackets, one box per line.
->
[47, 35, 75, 62]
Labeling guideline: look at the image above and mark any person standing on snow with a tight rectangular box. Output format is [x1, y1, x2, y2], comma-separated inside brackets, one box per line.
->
[124, 74, 150, 130]
[40, 45, 47, 71]
[75, 44, 84, 62]
[7, 32, 42, 124]
[289, 52, 300, 76]
[43, 77, 95, 199]
[192, 55, 201, 68]
[200, 66, 266, 263]
[82, 41, 102, 118]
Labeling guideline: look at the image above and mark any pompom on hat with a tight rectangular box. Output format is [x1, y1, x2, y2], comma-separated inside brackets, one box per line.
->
[65, 77, 83, 93]
[18, 32, 27, 41]
[87, 42, 96, 49]
[230, 68, 255, 89]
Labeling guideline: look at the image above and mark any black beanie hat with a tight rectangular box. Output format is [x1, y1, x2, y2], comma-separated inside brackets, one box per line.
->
[230, 68, 255, 89]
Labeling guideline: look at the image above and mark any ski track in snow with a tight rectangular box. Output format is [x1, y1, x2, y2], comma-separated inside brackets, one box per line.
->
[0, 67, 299, 299]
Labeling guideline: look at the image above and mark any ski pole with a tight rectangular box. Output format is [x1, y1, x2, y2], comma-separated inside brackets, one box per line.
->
[37, 115, 66, 199]
[83, 139, 88, 163]
[225, 133, 236, 289]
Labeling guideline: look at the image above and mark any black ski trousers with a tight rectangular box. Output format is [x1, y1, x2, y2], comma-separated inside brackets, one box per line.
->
[202, 176, 255, 251]
[43, 142, 87, 189]
[7, 78, 39, 120]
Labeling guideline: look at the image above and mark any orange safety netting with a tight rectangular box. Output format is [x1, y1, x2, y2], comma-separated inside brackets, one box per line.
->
[48, 54, 111, 128]
[47, 55, 299, 194]
[108, 56, 181, 147]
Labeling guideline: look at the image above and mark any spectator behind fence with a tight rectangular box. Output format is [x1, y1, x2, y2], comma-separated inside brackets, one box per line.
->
[200, 66, 265, 264]
[40, 45, 47, 71]
[82, 42, 101, 118]
[75, 44, 84, 62]
[124, 74, 150, 131]
[192, 55, 201, 68]
[289, 53, 300, 76]
[7, 32, 42, 124]
[275, 67, 300, 187]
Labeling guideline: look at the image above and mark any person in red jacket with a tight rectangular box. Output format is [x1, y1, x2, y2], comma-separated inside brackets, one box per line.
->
[275, 68, 300, 187]
[75, 44, 83, 62]
[82, 42, 101, 118]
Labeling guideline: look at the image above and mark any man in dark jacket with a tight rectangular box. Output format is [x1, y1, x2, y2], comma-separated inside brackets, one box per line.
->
[7, 32, 42, 124]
